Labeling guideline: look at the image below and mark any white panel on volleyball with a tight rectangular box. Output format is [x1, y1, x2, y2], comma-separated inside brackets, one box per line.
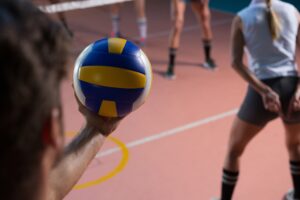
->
[73, 44, 94, 105]
[132, 50, 152, 111]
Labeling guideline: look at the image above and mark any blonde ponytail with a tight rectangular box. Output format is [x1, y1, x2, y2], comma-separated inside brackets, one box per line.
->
[266, 0, 281, 40]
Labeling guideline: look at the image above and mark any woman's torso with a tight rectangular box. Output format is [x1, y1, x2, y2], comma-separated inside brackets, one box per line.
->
[238, 0, 299, 80]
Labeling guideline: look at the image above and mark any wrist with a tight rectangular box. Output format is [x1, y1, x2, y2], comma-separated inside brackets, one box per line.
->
[296, 80, 300, 89]
[82, 123, 100, 136]
[81, 124, 107, 147]
[257, 85, 271, 96]
[84, 121, 110, 137]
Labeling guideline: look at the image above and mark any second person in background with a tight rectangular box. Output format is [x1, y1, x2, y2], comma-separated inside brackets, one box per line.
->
[165, 0, 216, 79]
[214, 0, 300, 200]
[110, 0, 147, 46]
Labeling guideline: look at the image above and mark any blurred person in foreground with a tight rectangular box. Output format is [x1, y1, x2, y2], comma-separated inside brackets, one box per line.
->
[0, 0, 122, 200]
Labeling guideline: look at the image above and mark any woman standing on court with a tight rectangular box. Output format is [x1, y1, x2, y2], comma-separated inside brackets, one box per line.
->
[215, 0, 300, 200]
[164, 0, 216, 79]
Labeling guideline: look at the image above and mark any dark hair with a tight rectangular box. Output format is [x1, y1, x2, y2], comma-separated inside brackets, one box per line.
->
[266, 0, 281, 40]
[0, 0, 70, 199]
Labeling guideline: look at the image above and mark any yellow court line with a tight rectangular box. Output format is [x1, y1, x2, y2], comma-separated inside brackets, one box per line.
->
[65, 132, 129, 190]
[65, 131, 77, 137]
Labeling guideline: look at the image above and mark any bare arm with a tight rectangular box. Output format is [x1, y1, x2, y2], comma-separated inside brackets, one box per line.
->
[297, 9, 300, 47]
[288, 9, 300, 112]
[231, 16, 268, 93]
[231, 16, 281, 112]
[47, 125, 105, 200]
[47, 101, 122, 200]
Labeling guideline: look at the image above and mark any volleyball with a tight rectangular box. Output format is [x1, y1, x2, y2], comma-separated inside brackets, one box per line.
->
[73, 38, 152, 117]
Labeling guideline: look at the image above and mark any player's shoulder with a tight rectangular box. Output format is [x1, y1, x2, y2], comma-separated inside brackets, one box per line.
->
[237, 4, 257, 18]
[274, 0, 299, 21]
[274, 0, 298, 12]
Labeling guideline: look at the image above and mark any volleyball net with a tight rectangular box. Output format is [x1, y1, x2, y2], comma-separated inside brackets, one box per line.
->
[33, 0, 147, 54]
[38, 0, 133, 13]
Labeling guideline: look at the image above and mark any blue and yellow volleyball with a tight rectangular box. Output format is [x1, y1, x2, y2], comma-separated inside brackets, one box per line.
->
[73, 38, 152, 117]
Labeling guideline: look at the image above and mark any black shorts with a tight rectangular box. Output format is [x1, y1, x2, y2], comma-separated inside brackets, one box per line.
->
[238, 76, 300, 126]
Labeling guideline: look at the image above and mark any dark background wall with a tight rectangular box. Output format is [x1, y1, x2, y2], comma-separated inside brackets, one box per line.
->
[210, 0, 300, 13]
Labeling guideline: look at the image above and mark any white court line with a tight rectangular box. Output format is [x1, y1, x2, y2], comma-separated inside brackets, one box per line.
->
[96, 108, 238, 158]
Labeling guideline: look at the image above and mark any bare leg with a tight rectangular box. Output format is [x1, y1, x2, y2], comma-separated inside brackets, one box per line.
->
[224, 117, 263, 170]
[134, 0, 145, 18]
[283, 123, 300, 161]
[191, 0, 212, 40]
[164, 0, 186, 78]
[134, 0, 147, 45]
[221, 117, 263, 200]
[169, 0, 186, 49]
[110, 3, 122, 37]
[283, 123, 300, 199]
[191, 0, 216, 68]
[110, 3, 122, 17]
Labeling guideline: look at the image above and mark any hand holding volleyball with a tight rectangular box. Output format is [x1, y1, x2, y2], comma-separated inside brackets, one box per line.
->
[73, 38, 152, 118]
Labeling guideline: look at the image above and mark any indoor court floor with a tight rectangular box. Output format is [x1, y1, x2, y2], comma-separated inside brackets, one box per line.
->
[40, 0, 300, 199]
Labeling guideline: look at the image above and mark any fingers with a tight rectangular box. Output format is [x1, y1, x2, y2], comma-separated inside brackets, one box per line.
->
[265, 101, 281, 113]
[293, 98, 300, 111]
[79, 106, 123, 136]
[73, 93, 90, 116]
[263, 89, 300, 115]
[95, 116, 123, 136]
[73, 89, 124, 136]
[263, 91, 281, 113]
[287, 95, 300, 117]
[286, 98, 293, 119]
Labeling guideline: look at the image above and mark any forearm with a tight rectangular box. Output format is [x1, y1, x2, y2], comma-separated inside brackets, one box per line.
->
[232, 62, 269, 95]
[297, 27, 300, 47]
[297, 12, 300, 47]
[48, 125, 106, 200]
[230, 16, 269, 94]
[295, 77, 300, 92]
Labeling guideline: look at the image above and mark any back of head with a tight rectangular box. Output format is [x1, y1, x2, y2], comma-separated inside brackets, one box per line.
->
[265, 0, 281, 40]
[0, 0, 70, 199]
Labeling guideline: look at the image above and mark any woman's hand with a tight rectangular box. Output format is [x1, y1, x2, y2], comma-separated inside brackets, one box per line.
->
[289, 87, 300, 112]
[260, 87, 281, 113]
[75, 95, 123, 136]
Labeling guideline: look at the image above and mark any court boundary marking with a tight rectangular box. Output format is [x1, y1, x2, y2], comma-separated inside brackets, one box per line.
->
[96, 108, 238, 159]
[74, 136, 129, 189]
[65, 109, 237, 189]
[64, 134, 130, 190]
[64, 10, 235, 189]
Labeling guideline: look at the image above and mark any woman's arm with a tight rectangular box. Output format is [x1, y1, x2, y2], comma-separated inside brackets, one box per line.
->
[47, 101, 123, 200]
[296, 9, 300, 46]
[230, 16, 281, 113]
[288, 10, 300, 112]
